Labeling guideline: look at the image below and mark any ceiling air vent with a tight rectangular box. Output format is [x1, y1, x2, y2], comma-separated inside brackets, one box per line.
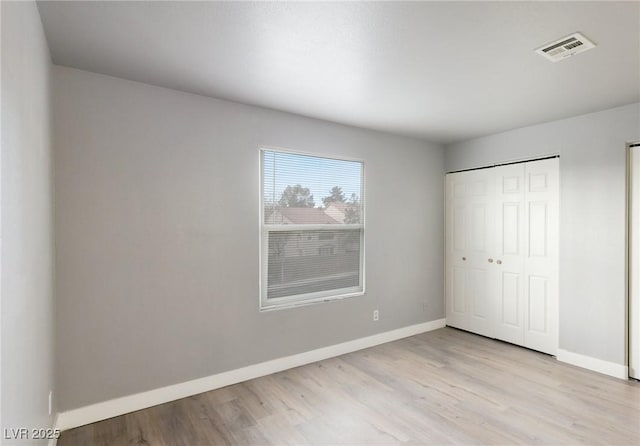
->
[535, 32, 596, 62]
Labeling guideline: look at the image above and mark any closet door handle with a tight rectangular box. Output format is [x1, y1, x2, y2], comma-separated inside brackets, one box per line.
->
[496, 260, 502, 265]
[462, 257, 467, 261]
[488, 258, 494, 263]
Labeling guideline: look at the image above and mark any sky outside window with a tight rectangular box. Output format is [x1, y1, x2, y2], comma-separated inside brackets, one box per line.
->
[263, 150, 362, 208]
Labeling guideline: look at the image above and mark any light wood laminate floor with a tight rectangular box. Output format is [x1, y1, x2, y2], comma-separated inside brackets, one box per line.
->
[58, 327, 640, 445]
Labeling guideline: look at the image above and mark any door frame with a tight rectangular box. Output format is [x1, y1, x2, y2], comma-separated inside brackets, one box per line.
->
[627, 142, 640, 379]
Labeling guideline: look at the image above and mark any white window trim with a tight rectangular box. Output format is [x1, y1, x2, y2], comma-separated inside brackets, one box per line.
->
[259, 147, 365, 311]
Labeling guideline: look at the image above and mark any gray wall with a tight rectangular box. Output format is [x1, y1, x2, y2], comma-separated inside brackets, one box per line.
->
[445, 102, 640, 366]
[53, 66, 445, 411]
[1, 1, 56, 443]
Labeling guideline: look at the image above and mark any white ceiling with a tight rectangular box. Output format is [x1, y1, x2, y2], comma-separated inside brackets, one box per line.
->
[37, 1, 640, 144]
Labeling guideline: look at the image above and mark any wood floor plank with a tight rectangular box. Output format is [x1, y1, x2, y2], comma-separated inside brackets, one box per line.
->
[58, 327, 640, 445]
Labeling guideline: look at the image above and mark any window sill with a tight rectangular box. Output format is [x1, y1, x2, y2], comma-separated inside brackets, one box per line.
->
[259, 290, 365, 312]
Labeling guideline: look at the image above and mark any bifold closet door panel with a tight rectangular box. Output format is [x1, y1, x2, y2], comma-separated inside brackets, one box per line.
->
[445, 172, 468, 330]
[523, 159, 559, 355]
[494, 163, 526, 346]
[466, 169, 495, 338]
[445, 169, 495, 337]
[445, 158, 559, 356]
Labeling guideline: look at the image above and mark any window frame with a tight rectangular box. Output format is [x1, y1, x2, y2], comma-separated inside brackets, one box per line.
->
[259, 147, 365, 311]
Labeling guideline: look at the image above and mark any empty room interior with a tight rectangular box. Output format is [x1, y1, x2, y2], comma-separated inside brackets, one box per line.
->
[3, 1, 640, 445]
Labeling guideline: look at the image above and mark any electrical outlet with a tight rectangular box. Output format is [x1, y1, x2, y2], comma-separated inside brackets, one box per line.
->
[48, 390, 53, 415]
[373, 309, 379, 321]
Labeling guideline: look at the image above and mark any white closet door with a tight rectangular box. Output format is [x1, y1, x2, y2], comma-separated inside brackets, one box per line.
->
[445, 171, 469, 330]
[523, 158, 559, 355]
[466, 169, 496, 337]
[445, 169, 495, 337]
[494, 163, 526, 345]
[445, 158, 558, 356]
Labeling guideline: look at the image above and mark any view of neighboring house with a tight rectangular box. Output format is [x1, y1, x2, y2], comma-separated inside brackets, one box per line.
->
[265, 201, 359, 225]
[324, 201, 349, 223]
[265, 205, 354, 259]
[264, 204, 361, 298]
[265, 206, 341, 225]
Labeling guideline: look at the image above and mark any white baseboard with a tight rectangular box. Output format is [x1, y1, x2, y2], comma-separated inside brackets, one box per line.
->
[557, 348, 628, 379]
[56, 318, 446, 431]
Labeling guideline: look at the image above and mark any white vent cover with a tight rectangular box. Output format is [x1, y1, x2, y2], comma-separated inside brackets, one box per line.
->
[535, 32, 596, 62]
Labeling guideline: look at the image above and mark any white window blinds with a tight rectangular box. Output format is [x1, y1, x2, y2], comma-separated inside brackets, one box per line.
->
[261, 149, 364, 309]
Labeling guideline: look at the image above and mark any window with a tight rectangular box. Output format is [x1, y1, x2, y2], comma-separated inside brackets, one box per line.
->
[260, 149, 364, 309]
